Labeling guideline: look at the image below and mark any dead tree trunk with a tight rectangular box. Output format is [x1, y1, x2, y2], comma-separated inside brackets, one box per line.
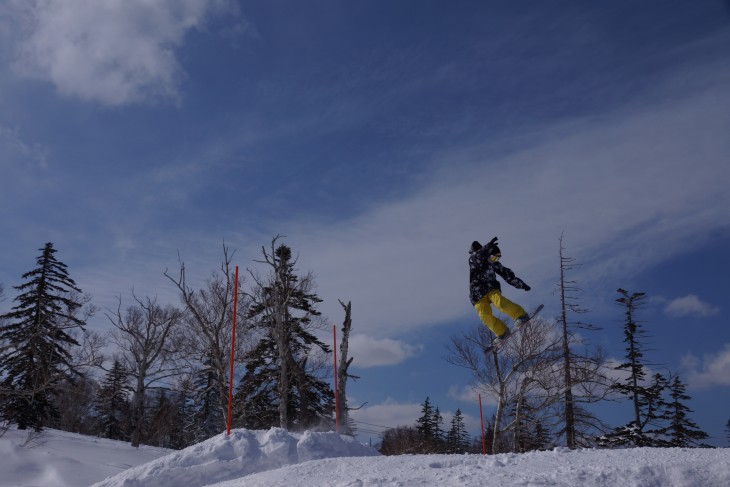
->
[558, 237, 576, 448]
[336, 300, 356, 435]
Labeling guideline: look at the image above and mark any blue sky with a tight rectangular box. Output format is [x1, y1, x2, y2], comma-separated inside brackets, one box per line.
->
[1, 1, 730, 445]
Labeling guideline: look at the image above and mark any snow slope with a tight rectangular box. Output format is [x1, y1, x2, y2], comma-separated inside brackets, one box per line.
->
[221, 448, 730, 487]
[0, 426, 170, 487]
[2, 425, 729, 487]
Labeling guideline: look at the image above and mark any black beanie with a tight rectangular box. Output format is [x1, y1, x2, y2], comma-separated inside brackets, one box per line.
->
[470, 241, 482, 253]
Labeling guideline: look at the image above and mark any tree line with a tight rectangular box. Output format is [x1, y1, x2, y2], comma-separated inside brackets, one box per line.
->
[0, 237, 717, 453]
[0, 238, 357, 449]
[379, 397, 479, 455]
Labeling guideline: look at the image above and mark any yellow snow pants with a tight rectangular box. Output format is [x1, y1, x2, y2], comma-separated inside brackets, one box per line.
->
[474, 290, 527, 337]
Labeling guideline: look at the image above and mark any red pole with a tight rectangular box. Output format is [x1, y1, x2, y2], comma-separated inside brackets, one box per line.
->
[333, 325, 339, 433]
[226, 266, 239, 436]
[479, 394, 486, 455]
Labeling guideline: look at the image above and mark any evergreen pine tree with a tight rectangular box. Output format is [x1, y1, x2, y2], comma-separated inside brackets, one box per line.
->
[446, 409, 470, 454]
[415, 396, 434, 452]
[511, 397, 545, 452]
[659, 375, 710, 447]
[532, 420, 552, 451]
[433, 406, 445, 452]
[642, 373, 671, 444]
[171, 377, 196, 449]
[235, 240, 332, 431]
[146, 389, 183, 448]
[600, 289, 665, 447]
[0, 243, 88, 431]
[415, 397, 444, 453]
[233, 335, 280, 430]
[52, 374, 98, 435]
[95, 360, 132, 440]
[190, 358, 225, 442]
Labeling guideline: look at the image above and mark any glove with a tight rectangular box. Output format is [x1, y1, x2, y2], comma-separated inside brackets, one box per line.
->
[524, 285, 531, 291]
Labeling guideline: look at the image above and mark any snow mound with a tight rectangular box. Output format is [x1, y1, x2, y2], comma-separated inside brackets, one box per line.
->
[91, 428, 379, 487]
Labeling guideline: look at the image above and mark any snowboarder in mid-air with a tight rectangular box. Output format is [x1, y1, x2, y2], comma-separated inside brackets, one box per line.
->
[469, 237, 531, 343]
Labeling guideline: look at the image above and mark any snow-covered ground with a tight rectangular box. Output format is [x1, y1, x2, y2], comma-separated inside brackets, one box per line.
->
[2, 425, 729, 487]
[0, 426, 170, 487]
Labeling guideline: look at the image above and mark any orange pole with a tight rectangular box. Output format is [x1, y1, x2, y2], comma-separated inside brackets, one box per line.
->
[479, 394, 486, 455]
[226, 266, 239, 436]
[333, 325, 339, 433]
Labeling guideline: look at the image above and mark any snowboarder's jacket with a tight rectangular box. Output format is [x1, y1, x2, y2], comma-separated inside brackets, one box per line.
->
[469, 243, 529, 305]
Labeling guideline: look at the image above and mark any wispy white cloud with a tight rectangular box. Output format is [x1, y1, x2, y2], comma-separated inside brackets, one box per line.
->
[681, 345, 730, 389]
[0, 123, 48, 168]
[664, 294, 720, 318]
[4, 16, 728, 351]
[7, 0, 235, 105]
[17, 36, 728, 344]
[62, 43, 726, 333]
[284, 60, 730, 337]
[348, 334, 422, 368]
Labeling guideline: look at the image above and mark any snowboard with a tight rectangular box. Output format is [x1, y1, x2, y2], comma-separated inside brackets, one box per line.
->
[483, 304, 544, 354]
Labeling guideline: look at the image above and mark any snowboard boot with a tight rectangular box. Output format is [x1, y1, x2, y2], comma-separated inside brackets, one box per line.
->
[514, 314, 530, 329]
[494, 328, 511, 345]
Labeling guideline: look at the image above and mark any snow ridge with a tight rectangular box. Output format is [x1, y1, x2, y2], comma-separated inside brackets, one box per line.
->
[91, 428, 379, 487]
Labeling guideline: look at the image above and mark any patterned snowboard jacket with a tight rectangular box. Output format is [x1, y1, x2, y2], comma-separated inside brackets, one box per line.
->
[469, 246, 529, 304]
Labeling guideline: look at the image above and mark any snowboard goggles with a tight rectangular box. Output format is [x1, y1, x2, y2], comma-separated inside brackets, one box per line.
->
[489, 254, 501, 263]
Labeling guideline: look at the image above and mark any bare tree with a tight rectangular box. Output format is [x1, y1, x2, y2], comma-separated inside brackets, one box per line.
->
[446, 316, 559, 453]
[106, 293, 183, 446]
[379, 426, 419, 455]
[164, 244, 248, 435]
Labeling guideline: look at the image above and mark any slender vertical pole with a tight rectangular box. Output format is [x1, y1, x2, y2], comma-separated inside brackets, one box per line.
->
[333, 324, 339, 433]
[226, 266, 239, 436]
[479, 394, 486, 455]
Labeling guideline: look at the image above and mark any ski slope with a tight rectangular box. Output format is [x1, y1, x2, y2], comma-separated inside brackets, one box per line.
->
[1, 426, 728, 487]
